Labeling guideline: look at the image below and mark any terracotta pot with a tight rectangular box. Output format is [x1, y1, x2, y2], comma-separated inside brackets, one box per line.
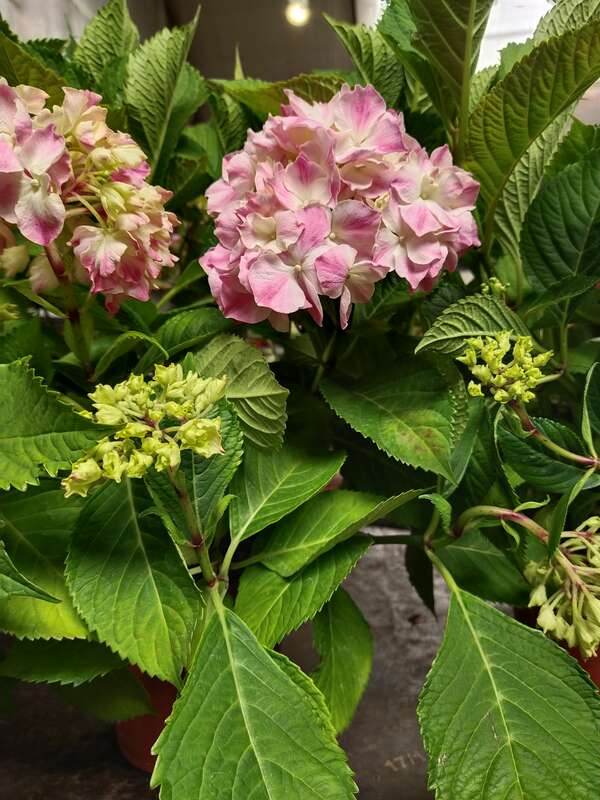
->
[514, 606, 600, 688]
[116, 667, 177, 773]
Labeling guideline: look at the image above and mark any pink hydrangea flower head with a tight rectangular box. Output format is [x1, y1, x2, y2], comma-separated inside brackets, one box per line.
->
[0, 81, 178, 309]
[201, 83, 480, 329]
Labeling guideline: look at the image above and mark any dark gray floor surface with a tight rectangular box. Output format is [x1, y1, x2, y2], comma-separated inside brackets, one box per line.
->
[0, 541, 448, 799]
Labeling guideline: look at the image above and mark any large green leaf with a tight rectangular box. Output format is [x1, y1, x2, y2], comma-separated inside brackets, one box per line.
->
[407, 0, 494, 127]
[313, 588, 372, 734]
[497, 416, 600, 493]
[229, 442, 345, 541]
[212, 73, 345, 117]
[324, 14, 403, 106]
[0, 485, 86, 640]
[235, 536, 370, 648]
[521, 155, 600, 295]
[468, 20, 600, 227]
[253, 489, 423, 576]
[418, 586, 600, 799]
[136, 307, 231, 373]
[0, 31, 65, 105]
[152, 607, 356, 799]
[66, 480, 203, 685]
[494, 114, 568, 266]
[0, 639, 122, 686]
[416, 294, 529, 357]
[124, 11, 199, 170]
[0, 540, 57, 603]
[437, 529, 530, 604]
[322, 360, 464, 481]
[188, 335, 289, 449]
[209, 91, 249, 154]
[0, 361, 105, 491]
[536, 0, 600, 39]
[73, 0, 138, 84]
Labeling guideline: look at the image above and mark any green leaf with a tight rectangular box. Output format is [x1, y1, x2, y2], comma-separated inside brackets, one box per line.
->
[407, 0, 494, 123]
[418, 586, 600, 800]
[124, 11, 199, 169]
[582, 362, 600, 456]
[536, 0, 600, 39]
[209, 91, 249, 154]
[66, 480, 203, 685]
[153, 63, 209, 183]
[350, 273, 411, 330]
[313, 588, 372, 733]
[0, 540, 57, 603]
[324, 14, 403, 106]
[497, 416, 600, 493]
[136, 307, 231, 373]
[253, 489, 423, 576]
[73, 0, 138, 85]
[0, 361, 105, 491]
[546, 118, 600, 177]
[187, 334, 289, 449]
[235, 536, 371, 648]
[420, 492, 452, 534]
[0, 485, 87, 640]
[0, 317, 51, 380]
[520, 274, 599, 318]
[468, 20, 600, 226]
[212, 73, 345, 117]
[437, 529, 530, 604]
[548, 467, 595, 554]
[415, 294, 529, 356]
[93, 330, 168, 380]
[229, 441, 346, 541]
[0, 639, 122, 686]
[0, 31, 65, 105]
[152, 607, 356, 799]
[494, 113, 568, 267]
[57, 669, 152, 722]
[521, 155, 600, 297]
[321, 360, 464, 481]
[405, 544, 435, 614]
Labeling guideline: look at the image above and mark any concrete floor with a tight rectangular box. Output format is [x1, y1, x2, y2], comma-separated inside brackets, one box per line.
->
[0, 542, 448, 799]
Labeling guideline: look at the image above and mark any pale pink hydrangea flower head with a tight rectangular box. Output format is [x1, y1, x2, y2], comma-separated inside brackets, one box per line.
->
[0, 80, 178, 311]
[201, 83, 480, 330]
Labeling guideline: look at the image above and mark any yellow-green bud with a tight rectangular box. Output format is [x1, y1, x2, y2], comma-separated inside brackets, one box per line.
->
[528, 583, 547, 607]
[126, 451, 154, 478]
[467, 381, 484, 398]
[62, 458, 103, 498]
[0, 303, 19, 323]
[0, 244, 29, 278]
[178, 418, 223, 457]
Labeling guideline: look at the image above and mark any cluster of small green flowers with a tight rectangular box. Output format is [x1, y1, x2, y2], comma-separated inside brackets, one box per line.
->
[481, 277, 508, 299]
[457, 332, 552, 404]
[62, 365, 227, 498]
[0, 303, 19, 324]
[526, 518, 600, 658]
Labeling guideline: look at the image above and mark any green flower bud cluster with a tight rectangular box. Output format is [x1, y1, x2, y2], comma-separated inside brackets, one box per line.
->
[457, 332, 552, 404]
[0, 302, 19, 324]
[525, 517, 600, 659]
[62, 364, 227, 498]
[481, 277, 508, 299]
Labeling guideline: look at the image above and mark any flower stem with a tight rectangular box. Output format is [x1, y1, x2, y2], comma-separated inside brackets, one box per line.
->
[509, 402, 599, 468]
[311, 329, 337, 393]
[168, 468, 217, 587]
[454, 504, 549, 543]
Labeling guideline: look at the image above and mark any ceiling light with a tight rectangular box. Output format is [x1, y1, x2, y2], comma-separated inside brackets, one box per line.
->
[285, 0, 311, 27]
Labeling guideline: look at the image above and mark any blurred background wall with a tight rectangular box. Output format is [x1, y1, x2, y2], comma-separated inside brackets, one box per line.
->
[0, 0, 552, 79]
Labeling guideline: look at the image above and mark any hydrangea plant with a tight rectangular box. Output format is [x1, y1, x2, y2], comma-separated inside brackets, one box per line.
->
[2, 1, 600, 799]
